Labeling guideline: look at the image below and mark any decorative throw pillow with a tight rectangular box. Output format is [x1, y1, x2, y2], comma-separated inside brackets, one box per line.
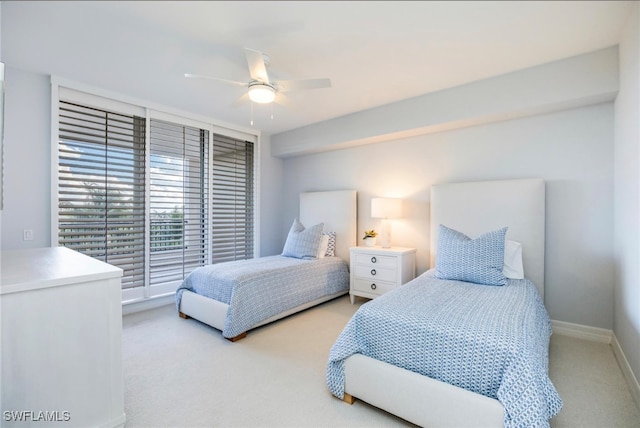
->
[282, 218, 324, 259]
[324, 231, 336, 257]
[435, 224, 508, 286]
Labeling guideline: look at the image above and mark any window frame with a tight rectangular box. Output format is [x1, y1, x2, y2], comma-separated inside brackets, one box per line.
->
[51, 77, 261, 304]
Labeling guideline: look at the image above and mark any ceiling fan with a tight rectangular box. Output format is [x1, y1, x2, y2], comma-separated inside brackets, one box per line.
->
[185, 47, 332, 105]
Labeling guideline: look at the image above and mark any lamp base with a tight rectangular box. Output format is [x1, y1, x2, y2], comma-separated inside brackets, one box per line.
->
[380, 219, 392, 248]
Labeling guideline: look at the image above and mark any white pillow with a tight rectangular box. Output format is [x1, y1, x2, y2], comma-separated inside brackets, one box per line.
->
[316, 234, 330, 259]
[503, 240, 524, 279]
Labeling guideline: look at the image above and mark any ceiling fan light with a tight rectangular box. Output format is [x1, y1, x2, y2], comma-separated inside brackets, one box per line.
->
[248, 83, 276, 104]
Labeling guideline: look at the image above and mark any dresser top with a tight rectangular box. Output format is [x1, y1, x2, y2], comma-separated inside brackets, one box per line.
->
[1, 247, 123, 295]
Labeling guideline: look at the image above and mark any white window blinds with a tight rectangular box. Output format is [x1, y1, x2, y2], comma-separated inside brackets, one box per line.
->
[211, 134, 254, 263]
[58, 101, 146, 289]
[57, 93, 257, 298]
[149, 119, 209, 287]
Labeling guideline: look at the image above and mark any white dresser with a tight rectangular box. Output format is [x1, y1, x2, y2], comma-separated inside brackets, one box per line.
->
[349, 246, 416, 303]
[0, 247, 125, 428]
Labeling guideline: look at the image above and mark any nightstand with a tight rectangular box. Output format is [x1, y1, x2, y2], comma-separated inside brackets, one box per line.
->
[349, 246, 416, 303]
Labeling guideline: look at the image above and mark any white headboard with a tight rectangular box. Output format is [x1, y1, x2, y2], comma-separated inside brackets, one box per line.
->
[299, 190, 357, 264]
[430, 179, 545, 298]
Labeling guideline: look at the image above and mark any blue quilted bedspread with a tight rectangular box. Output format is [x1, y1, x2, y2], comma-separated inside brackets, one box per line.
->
[326, 270, 562, 428]
[176, 255, 349, 338]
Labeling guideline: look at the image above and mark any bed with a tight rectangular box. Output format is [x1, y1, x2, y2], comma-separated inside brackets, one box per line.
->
[326, 178, 562, 427]
[176, 189, 357, 341]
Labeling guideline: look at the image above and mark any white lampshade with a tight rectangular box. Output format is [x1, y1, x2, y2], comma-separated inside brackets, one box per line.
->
[371, 198, 403, 219]
[248, 83, 276, 104]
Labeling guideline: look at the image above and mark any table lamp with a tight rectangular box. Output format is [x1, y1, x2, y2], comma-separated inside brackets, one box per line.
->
[371, 197, 402, 248]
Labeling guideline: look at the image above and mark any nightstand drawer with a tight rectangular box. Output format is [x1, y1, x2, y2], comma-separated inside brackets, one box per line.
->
[354, 253, 397, 269]
[353, 278, 397, 295]
[354, 265, 396, 282]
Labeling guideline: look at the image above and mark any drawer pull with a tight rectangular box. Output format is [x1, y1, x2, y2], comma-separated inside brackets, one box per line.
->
[370, 283, 377, 290]
[371, 269, 377, 276]
[371, 256, 377, 263]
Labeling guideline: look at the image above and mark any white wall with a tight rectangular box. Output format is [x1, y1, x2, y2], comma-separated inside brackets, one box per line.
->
[1, 67, 51, 249]
[614, 1, 640, 399]
[258, 133, 285, 257]
[281, 103, 615, 329]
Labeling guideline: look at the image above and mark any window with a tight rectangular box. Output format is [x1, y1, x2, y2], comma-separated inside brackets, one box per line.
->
[55, 86, 258, 302]
[211, 134, 254, 263]
[58, 101, 146, 290]
[149, 119, 209, 293]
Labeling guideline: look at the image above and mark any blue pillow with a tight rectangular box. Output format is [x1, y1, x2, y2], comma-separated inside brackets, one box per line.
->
[282, 218, 324, 259]
[435, 224, 508, 286]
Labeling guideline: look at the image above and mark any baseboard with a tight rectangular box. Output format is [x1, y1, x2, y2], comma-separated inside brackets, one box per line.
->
[551, 319, 612, 344]
[611, 334, 640, 410]
[122, 294, 174, 315]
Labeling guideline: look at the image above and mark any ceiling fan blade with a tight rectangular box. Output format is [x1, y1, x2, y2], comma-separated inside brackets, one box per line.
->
[184, 73, 247, 87]
[275, 78, 332, 93]
[245, 48, 269, 83]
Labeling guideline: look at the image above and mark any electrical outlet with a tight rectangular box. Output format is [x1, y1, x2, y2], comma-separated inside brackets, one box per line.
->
[23, 229, 33, 241]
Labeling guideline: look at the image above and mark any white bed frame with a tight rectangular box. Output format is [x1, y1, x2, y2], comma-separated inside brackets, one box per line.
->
[179, 190, 357, 341]
[341, 178, 545, 427]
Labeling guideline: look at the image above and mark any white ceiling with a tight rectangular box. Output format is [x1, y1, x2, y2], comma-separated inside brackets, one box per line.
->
[2, 1, 632, 135]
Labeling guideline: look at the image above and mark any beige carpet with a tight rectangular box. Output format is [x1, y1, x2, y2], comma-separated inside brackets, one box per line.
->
[122, 295, 640, 427]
